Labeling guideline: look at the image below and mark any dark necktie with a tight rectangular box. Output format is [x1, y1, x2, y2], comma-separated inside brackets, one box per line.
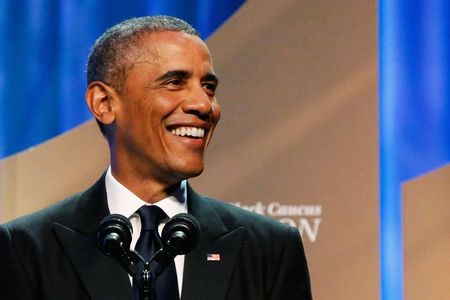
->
[133, 205, 179, 300]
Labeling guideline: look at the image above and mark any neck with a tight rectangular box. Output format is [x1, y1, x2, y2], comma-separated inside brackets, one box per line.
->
[110, 166, 181, 204]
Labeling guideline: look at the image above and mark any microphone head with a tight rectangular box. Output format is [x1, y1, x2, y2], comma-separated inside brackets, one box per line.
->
[96, 214, 133, 257]
[161, 213, 200, 255]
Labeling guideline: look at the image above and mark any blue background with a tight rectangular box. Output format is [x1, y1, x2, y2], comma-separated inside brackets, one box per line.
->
[380, 0, 450, 299]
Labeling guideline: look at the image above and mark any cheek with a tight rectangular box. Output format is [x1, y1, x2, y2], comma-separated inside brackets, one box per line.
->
[150, 94, 184, 119]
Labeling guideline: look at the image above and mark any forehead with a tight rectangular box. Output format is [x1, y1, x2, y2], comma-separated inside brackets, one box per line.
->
[130, 31, 213, 71]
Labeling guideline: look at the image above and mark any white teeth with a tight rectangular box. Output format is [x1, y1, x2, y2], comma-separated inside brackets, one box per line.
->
[170, 127, 205, 138]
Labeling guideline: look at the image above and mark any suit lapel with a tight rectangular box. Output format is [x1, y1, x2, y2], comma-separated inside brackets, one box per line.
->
[53, 175, 133, 300]
[182, 186, 245, 300]
[51, 177, 243, 300]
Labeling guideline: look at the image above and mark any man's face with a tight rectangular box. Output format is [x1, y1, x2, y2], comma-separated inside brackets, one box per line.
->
[111, 31, 221, 186]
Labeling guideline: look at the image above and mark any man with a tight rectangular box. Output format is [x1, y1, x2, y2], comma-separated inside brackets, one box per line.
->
[0, 16, 312, 299]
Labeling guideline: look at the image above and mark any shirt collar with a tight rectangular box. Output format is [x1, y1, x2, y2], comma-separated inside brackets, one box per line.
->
[105, 167, 188, 218]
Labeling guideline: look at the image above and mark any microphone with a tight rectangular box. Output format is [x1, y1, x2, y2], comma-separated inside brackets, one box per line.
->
[162, 213, 200, 255]
[153, 213, 200, 274]
[96, 214, 136, 275]
[96, 213, 200, 276]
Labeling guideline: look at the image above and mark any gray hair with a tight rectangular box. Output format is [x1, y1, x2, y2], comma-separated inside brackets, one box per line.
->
[86, 15, 199, 91]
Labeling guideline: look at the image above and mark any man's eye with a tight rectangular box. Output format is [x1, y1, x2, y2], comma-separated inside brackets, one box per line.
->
[202, 82, 217, 95]
[164, 78, 185, 87]
[169, 79, 183, 85]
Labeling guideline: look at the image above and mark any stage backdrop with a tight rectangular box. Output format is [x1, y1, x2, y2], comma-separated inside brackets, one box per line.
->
[0, 1, 379, 299]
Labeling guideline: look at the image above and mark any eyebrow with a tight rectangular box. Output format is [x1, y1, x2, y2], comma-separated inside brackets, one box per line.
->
[156, 70, 191, 82]
[202, 73, 219, 86]
[155, 70, 219, 85]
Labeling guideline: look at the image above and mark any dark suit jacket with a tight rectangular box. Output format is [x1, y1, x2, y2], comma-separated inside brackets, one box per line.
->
[0, 176, 312, 300]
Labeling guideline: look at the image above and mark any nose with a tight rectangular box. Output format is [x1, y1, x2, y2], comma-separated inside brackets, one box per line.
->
[182, 86, 213, 117]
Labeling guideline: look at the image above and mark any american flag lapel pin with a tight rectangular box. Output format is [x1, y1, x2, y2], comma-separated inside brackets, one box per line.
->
[206, 253, 221, 261]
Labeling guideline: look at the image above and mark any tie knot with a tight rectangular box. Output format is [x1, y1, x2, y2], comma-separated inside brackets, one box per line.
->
[137, 205, 167, 231]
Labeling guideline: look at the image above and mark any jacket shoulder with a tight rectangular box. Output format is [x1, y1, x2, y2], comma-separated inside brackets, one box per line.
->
[197, 196, 312, 299]
[0, 192, 82, 234]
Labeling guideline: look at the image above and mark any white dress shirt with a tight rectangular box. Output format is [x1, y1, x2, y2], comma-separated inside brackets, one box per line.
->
[105, 167, 188, 296]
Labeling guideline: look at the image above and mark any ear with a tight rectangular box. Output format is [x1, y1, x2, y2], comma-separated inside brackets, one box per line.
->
[85, 81, 117, 125]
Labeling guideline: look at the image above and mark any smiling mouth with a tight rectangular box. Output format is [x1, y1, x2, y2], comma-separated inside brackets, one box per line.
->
[170, 126, 206, 138]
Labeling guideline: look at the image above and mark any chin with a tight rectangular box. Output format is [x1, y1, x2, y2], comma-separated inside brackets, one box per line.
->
[177, 164, 204, 180]
[166, 154, 206, 180]
[184, 167, 204, 179]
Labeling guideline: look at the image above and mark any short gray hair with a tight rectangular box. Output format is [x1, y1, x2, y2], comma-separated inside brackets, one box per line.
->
[87, 15, 199, 91]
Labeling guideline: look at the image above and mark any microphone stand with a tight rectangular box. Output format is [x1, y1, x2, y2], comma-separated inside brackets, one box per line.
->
[116, 246, 173, 300]
[135, 227, 192, 299]
[115, 249, 154, 300]
[137, 262, 155, 300]
[134, 248, 172, 300]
